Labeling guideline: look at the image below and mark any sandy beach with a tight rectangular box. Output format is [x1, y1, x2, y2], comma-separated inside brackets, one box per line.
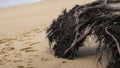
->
[0, 0, 106, 68]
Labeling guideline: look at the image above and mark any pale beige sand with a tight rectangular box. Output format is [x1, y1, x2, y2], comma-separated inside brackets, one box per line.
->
[0, 0, 106, 68]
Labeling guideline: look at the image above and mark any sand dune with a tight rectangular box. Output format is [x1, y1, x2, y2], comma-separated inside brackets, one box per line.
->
[0, 0, 107, 68]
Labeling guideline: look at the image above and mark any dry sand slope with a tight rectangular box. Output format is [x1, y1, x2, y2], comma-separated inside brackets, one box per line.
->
[0, 27, 104, 68]
[0, 0, 106, 68]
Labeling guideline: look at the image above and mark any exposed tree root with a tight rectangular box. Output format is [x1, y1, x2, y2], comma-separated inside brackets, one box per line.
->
[64, 21, 97, 56]
[105, 27, 120, 55]
[47, 0, 120, 68]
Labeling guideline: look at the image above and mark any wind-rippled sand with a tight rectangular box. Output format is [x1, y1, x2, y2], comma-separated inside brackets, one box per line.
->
[0, 0, 106, 68]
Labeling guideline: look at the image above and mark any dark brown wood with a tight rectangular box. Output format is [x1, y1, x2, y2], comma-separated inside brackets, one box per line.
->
[105, 27, 120, 55]
[47, 0, 120, 68]
[64, 21, 97, 55]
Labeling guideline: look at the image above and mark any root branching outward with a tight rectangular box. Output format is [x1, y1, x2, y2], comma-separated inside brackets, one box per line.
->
[47, 0, 120, 68]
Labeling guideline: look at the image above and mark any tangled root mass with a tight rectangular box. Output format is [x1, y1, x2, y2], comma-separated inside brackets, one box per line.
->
[47, 0, 120, 68]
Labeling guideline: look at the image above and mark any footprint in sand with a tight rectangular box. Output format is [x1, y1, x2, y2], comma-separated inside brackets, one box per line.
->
[18, 66, 34, 68]
[2, 47, 15, 52]
[0, 47, 15, 55]
[41, 57, 49, 61]
[16, 34, 31, 42]
[20, 47, 38, 52]
[25, 67, 34, 68]
[5, 41, 14, 46]
[3, 54, 9, 58]
[29, 42, 41, 46]
[0, 50, 6, 55]
[17, 66, 24, 68]
[22, 29, 42, 37]
[22, 32, 31, 37]
[0, 58, 10, 65]
[32, 29, 42, 33]
[20, 47, 33, 51]
[0, 39, 14, 44]
[27, 63, 31, 66]
[25, 49, 38, 52]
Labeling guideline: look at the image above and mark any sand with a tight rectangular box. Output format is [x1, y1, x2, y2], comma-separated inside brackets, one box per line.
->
[0, 0, 106, 68]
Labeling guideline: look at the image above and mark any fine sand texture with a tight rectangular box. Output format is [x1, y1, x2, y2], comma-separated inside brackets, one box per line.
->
[0, 0, 106, 68]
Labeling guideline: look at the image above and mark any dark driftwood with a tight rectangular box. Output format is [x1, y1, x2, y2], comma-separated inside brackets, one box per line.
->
[47, 0, 120, 68]
[105, 27, 120, 55]
[64, 21, 97, 55]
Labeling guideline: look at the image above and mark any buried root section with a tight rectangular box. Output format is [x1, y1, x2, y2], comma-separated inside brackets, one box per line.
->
[47, 0, 120, 68]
